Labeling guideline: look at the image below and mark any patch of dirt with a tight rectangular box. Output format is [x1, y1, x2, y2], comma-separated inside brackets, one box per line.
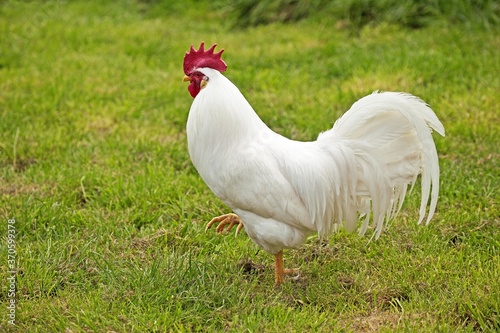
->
[373, 287, 411, 311]
[349, 311, 402, 332]
[301, 241, 338, 263]
[237, 258, 266, 276]
[347, 311, 427, 332]
[338, 275, 355, 290]
[130, 228, 168, 250]
[0, 183, 41, 197]
[0, 156, 37, 173]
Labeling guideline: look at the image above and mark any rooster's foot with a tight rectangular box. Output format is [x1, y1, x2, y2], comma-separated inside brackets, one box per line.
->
[205, 213, 244, 237]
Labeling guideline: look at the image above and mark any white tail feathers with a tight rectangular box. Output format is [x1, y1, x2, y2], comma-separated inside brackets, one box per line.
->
[318, 92, 445, 239]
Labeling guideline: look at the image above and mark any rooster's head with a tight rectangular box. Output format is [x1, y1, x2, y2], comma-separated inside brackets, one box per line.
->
[183, 42, 227, 98]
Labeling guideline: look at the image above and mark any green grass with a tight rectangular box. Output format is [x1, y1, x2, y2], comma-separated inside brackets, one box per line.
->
[1, 0, 499, 331]
[217, 0, 500, 29]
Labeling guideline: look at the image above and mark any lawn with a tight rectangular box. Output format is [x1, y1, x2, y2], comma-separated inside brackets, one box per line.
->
[0, 0, 499, 332]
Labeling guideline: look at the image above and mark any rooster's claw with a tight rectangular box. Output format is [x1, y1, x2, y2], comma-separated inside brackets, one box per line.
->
[206, 213, 244, 237]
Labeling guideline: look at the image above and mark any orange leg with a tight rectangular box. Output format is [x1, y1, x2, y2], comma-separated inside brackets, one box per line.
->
[274, 250, 297, 285]
[275, 250, 285, 285]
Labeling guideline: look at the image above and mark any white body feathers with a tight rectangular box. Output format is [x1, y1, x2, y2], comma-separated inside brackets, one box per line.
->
[187, 68, 445, 254]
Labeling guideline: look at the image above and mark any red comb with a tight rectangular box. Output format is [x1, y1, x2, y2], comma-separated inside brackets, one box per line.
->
[183, 42, 227, 75]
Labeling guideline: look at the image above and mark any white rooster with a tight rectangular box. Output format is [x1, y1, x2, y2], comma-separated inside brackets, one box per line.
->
[182, 43, 445, 284]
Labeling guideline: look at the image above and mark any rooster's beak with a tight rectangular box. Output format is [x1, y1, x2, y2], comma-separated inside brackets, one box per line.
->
[183, 75, 190, 82]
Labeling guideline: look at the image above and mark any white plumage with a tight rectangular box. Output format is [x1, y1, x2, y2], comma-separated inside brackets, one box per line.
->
[185, 61, 444, 284]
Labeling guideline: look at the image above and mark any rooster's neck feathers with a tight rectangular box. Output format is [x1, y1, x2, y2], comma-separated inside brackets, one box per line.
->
[188, 68, 271, 142]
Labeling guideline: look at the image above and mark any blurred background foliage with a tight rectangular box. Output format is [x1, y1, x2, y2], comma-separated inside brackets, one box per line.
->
[140, 0, 499, 29]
